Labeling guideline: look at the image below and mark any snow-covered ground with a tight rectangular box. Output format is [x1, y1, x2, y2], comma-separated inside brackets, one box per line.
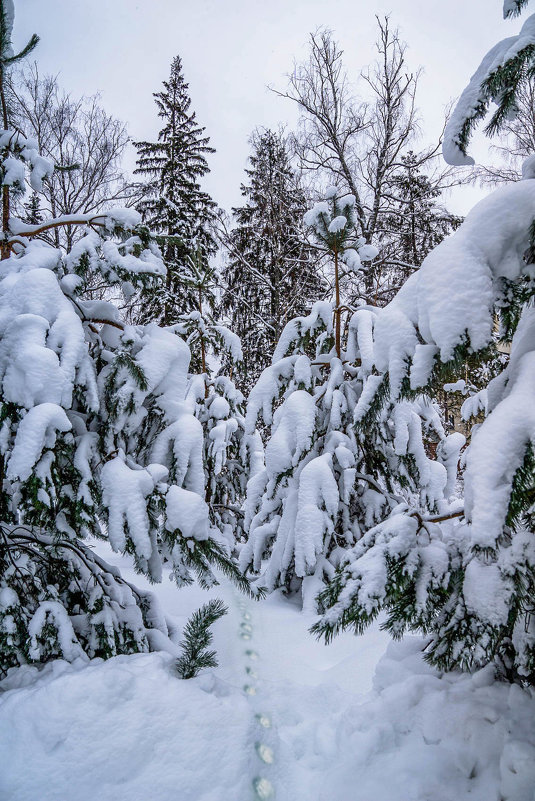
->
[1, 549, 534, 801]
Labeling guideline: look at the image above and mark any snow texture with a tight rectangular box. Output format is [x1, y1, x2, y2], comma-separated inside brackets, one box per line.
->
[165, 485, 210, 541]
[0, 578, 533, 801]
[101, 457, 157, 559]
[7, 402, 71, 481]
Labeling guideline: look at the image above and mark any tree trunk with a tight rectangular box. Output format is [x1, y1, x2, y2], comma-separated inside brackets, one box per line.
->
[0, 64, 10, 260]
[334, 247, 341, 358]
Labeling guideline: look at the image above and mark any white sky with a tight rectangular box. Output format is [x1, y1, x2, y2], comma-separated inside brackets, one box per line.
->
[16, 1, 520, 215]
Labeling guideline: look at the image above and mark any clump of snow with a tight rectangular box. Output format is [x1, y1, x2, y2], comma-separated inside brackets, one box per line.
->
[2, 155, 25, 188]
[0, 266, 90, 409]
[521, 153, 535, 179]
[101, 457, 157, 558]
[264, 390, 316, 476]
[7, 402, 71, 481]
[214, 324, 243, 362]
[271, 301, 332, 365]
[0, 130, 54, 191]
[103, 208, 141, 230]
[437, 432, 465, 498]
[373, 178, 535, 373]
[464, 307, 535, 550]
[303, 201, 329, 228]
[444, 379, 467, 393]
[328, 215, 347, 233]
[343, 248, 362, 272]
[358, 244, 379, 261]
[165, 485, 209, 541]
[152, 411, 205, 496]
[294, 453, 338, 576]
[28, 601, 86, 663]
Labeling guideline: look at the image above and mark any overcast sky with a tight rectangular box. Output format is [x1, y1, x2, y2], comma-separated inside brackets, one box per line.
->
[16, 1, 520, 214]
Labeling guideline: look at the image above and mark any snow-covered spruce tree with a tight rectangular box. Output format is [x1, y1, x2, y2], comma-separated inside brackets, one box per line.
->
[0, 11, 251, 677]
[175, 255, 260, 542]
[380, 152, 462, 297]
[133, 55, 216, 325]
[240, 187, 460, 610]
[314, 2, 535, 685]
[220, 129, 325, 394]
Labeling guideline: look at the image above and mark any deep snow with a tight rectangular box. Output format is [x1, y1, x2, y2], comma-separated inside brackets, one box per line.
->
[1, 547, 534, 801]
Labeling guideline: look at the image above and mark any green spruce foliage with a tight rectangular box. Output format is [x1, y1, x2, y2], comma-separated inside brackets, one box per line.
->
[445, 0, 535, 164]
[134, 55, 216, 325]
[176, 599, 228, 679]
[221, 129, 325, 393]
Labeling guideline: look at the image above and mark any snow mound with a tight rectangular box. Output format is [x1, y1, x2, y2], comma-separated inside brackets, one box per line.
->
[0, 652, 252, 801]
[1, 629, 533, 801]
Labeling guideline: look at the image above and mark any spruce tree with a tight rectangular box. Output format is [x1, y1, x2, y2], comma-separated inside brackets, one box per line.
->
[220, 129, 325, 394]
[22, 190, 42, 225]
[240, 188, 460, 610]
[378, 152, 462, 298]
[175, 599, 228, 679]
[133, 55, 216, 325]
[0, 11, 252, 676]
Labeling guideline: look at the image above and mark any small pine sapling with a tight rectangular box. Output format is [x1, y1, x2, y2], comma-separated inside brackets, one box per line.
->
[175, 598, 228, 679]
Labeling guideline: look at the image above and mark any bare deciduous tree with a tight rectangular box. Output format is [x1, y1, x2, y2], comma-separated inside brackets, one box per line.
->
[8, 63, 138, 250]
[275, 18, 463, 304]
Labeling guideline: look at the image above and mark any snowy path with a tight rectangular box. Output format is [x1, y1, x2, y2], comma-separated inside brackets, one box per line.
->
[1, 550, 535, 801]
[235, 594, 277, 800]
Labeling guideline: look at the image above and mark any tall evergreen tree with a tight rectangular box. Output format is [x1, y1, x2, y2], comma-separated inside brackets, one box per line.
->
[0, 14, 253, 676]
[376, 152, 462, 302]
[133, 55, 216, 325]
[220, 129, 325, 394]
[240, 188, 460, 610]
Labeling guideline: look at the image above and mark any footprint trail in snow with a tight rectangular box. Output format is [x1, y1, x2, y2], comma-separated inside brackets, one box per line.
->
[236, 595, 277, 799]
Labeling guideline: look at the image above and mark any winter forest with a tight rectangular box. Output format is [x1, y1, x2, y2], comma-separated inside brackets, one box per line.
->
[0, 0, 535, 798]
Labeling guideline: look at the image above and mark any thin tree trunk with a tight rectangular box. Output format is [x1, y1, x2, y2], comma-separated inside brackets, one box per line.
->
[0, 64, 10, 260]
[334, 247, 341, 358]
[198, 285, 208, 399]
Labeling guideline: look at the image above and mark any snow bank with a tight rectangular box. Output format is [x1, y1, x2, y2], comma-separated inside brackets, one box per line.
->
[1, 628, 533, 801]
[0, 652, 252, 801]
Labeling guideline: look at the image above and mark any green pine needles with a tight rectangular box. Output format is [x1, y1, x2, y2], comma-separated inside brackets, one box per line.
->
[176, 598, 228, 679]
[444, 2, 535, 165]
